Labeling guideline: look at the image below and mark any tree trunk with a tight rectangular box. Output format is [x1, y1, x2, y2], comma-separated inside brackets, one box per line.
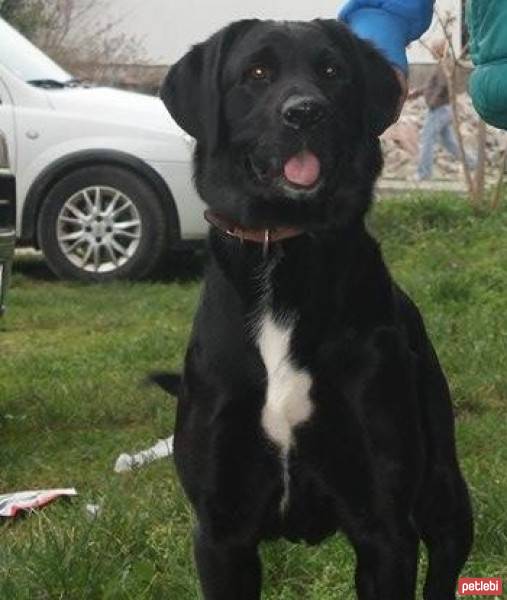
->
[474, 119, 487, 206]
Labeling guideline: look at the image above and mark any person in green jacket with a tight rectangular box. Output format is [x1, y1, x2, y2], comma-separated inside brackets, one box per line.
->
[467, 0, 507, 130]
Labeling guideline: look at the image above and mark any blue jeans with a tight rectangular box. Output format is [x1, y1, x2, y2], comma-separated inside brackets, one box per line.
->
[417, 105, 477, 179]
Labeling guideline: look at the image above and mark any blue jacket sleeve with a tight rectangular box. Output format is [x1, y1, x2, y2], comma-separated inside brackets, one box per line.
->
[339, 0, 434, 74]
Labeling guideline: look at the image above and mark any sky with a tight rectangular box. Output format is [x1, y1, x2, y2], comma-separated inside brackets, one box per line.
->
[92, 0, 460, 65]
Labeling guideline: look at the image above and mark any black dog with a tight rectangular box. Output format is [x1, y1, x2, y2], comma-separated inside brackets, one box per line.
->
[159, 19, 473, 600]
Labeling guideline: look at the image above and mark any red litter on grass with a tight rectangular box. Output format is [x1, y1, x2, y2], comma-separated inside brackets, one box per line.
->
[0, 488, 77, 517]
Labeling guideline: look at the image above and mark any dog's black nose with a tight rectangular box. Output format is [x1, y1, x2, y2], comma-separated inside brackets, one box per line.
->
[282, 96, 327, 130]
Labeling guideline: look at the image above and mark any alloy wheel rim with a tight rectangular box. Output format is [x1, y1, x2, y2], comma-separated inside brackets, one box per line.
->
[56, 186, 142, 273]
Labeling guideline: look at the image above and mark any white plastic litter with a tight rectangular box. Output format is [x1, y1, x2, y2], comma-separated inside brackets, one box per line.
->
[85, 503, 102, 518]
[114, 435, 174, 473]
[0, 488, 77, 517]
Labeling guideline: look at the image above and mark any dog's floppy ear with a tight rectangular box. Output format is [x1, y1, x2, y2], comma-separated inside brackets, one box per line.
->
[353, 35, 402, 135]
[317, 19, 401, 136]
[160, 19, 258, 153]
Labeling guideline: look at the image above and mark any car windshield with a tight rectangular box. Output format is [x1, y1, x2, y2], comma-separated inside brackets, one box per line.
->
[0, 17, 73, 85]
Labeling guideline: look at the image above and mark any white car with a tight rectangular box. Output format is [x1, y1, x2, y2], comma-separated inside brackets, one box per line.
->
[0, 17, 206, 281]
[0, 130, 16, 313]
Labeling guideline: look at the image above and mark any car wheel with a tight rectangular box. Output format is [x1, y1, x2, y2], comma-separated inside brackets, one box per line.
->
[38, 166, 170, 281]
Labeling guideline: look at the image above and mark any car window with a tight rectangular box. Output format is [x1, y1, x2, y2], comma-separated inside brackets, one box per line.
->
[0, 17, 72, 84]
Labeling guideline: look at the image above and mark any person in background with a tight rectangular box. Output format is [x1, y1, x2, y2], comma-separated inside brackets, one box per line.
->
[409, 39, 476, 181]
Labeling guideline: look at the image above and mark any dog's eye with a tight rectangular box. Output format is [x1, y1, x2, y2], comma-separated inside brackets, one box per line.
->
[322, 65, 338, 79]
[248, 65, 271, 81]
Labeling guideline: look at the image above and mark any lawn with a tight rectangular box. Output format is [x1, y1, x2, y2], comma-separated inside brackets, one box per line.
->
[1, 193, 506, 599]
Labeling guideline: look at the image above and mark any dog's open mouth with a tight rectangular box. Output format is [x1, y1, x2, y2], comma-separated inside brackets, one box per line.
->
[283, 150, 321, 188]
[249, 149, 323, 196]
[279, 150, 323, 196]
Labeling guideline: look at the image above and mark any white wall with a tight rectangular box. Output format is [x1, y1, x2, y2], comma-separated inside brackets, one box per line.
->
[95, 0, 462, 65]
[407, 0, 462, 63]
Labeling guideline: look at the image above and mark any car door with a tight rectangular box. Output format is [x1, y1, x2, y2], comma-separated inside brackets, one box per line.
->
[0, 76, 16, 314]
[0, 75, 16, 175]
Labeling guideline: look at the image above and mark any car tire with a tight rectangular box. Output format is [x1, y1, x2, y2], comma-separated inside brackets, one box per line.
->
[38, 165, 170, 281]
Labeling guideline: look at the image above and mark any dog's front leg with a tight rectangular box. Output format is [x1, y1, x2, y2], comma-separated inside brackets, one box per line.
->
[350, 520, 419, 600]
[193, 526, 262, 600]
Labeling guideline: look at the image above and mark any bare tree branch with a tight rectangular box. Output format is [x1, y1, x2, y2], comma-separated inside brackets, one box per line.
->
[491, 146, 507, 211]
[2, 0, 147, 81]
[433, 8, 480, 207]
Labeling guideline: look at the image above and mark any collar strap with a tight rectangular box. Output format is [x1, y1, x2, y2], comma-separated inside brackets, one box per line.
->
[204, 210, 305, 254]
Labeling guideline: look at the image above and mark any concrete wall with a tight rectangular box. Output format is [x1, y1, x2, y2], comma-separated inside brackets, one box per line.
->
[87, 0, 463, 65]
[74, 0, 466, 96]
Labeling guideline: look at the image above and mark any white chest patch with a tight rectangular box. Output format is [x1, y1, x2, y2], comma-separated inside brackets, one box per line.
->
[256, 312, 314, 509]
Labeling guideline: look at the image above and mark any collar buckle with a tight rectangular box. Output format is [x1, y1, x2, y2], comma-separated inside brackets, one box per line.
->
[263, 229, 271, 258]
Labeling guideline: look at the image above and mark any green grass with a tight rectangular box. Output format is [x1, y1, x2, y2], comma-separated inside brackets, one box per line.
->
[1, 193, 506, 598]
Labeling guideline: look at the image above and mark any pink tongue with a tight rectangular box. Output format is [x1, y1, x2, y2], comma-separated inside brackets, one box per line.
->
[283, 151, 321, 187]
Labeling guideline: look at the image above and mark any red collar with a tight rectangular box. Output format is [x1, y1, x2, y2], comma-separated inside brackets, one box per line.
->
[204, 210, 305, 255]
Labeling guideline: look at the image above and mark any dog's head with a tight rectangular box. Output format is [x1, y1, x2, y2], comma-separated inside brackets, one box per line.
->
[161, 20, 400, 230]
